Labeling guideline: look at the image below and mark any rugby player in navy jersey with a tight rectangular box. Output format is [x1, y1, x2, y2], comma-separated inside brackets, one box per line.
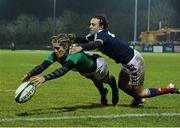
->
[21, 34, 119, 106]
[70, 15, 180, 107]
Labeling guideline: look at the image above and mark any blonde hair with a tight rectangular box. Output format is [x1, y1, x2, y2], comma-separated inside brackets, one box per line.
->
[51, 33, 71, 48]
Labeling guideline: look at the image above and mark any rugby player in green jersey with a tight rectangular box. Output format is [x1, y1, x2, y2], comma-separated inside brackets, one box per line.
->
[22, 34, 119, 106]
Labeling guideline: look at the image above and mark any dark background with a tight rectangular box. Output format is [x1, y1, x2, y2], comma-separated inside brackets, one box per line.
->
[0, 0, 179, 49]
[0, 0, 180, 21]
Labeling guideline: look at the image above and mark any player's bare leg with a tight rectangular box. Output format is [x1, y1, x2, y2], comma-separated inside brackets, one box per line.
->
[118, 70, 145, 107]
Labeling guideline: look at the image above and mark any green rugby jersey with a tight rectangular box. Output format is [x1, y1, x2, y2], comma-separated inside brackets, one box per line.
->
[46, 51, 95, 73]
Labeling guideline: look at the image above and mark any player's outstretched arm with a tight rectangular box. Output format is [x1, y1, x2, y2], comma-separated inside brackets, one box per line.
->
[70, 41, 103, 54]
[44, 62, 73, 80]
[68, 33, 91, 43]
[21, 60, 52, 83]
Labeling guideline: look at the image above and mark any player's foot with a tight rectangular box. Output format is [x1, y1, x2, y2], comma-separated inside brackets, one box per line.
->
[172, 89, 180, 94]
[130, 98, 145, 107]
[167, 83, 180, 94]
[112, 89, 119, 106]
[101, 88, 108, 105]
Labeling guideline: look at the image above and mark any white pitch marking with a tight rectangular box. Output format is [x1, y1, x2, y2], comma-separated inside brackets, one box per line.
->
[0, 113, 180, 122]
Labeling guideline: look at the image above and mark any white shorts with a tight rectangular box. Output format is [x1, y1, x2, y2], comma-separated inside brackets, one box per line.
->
[122, 50, 145, 87]
[83, 57, 109, 81]
[93, 57, 109, 80]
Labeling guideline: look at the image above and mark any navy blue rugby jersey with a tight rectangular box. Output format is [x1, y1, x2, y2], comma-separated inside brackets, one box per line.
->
[86, 29, 134, 64]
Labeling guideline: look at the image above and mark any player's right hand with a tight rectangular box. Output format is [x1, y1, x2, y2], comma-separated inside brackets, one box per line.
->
[69, 46, 82, 54]
[21, 74, 31, 83]
[31, 76, 45, 87]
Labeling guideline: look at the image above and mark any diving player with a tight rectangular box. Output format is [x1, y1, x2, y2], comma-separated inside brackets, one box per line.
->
[22, 34, 119, 106]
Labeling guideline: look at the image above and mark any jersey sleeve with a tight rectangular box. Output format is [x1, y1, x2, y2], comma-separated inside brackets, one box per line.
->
[28, 52, 56, 77]
[43, 61, 74, 81]
[73, 34, 94, 43]
[86, 33, 94, 41]
[95, 33, 106, 43]
[45, 52, 56, 63]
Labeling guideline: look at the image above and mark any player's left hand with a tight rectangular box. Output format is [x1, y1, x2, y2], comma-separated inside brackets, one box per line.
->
[67, 33, 76, 40]
[31, 76, 45, 87]
[21, 74, 31, 83]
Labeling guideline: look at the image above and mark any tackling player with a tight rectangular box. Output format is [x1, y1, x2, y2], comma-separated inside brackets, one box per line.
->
[22, 33, 119, 106]
[69, 15, 180, 107]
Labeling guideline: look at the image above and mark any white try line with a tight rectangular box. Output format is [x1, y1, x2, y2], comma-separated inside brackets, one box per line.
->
[0, 113, 180, 122]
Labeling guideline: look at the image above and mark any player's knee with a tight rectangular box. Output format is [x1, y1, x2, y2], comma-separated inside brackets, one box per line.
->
[138, 89, 148, 98]
[132, 88, 145, 98]
[136, 92, 144, 98]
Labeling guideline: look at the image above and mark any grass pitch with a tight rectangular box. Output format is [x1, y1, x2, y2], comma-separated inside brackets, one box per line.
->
[0, 50, 180, 127]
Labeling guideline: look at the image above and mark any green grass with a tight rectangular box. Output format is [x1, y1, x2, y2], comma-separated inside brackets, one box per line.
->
[0, 50, 180, 127]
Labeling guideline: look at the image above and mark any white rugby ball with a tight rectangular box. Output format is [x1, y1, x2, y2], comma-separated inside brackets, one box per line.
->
[15, 81, 36, 103]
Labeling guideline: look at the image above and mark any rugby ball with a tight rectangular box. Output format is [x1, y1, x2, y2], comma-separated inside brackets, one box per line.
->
[15, 81, 36, 103]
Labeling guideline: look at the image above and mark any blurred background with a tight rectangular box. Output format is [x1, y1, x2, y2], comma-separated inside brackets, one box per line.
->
[0, 0, 180, 51]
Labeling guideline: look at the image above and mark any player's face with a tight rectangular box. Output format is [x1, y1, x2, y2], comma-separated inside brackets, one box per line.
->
[53, 43, 67, 58]
[89, 18, 103, 34]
